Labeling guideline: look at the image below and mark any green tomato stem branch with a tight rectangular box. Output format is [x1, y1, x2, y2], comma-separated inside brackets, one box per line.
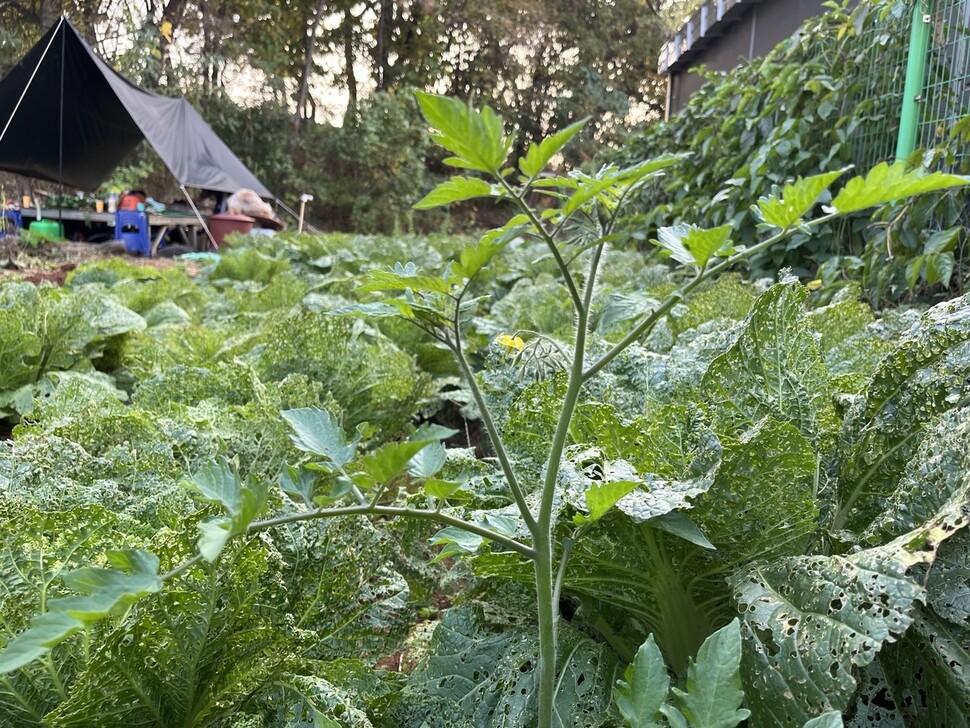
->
[583, 213, 839, 380]
[532, 225, 596, 728]
[248, 504, 536, 559]
[499, 175, 584, 314]
[160, 553, 206, 581]
[583, 241, 606, 322]
[552, 537, 574, 615]
[339, 465, 369, 506]
[450, 329, 540, 538]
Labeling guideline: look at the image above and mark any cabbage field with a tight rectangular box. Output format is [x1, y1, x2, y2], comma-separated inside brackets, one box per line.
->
[0, 96, 969, 727]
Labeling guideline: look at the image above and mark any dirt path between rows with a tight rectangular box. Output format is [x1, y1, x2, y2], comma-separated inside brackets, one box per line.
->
[0, 240, 204, 285]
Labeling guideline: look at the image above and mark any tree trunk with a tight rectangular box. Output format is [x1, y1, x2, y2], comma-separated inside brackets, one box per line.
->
[375, 0, 393, 90]
[293, 0, 327, 140]
[515, 41, 550, 161]
[158, 0, 189, 87]
[37, 0, 58, 31]
[342, 8, 358, 126]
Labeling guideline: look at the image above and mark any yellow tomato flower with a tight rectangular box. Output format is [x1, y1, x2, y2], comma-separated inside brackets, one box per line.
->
[496, 334, 525, 355]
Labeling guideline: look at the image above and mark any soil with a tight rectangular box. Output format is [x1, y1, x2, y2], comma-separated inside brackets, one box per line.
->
[0, 239, 206, 284]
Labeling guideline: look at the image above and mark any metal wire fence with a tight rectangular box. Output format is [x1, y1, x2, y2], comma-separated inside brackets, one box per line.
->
[847, 8, 911, 170]
[828, 0, 970, 171]
[790, 1, 914, 170]
[919, 0, 970, 169]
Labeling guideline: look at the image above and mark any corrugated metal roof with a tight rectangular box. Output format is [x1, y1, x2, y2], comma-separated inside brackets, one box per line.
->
[658, 0, 766, 73]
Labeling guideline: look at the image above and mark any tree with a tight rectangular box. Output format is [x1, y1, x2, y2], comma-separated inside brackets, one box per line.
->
[376, 0, 669, 162]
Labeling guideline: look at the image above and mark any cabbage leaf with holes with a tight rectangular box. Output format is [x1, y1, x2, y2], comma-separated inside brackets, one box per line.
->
[499, 282, 970, 724]
[384, 601, 618, 728]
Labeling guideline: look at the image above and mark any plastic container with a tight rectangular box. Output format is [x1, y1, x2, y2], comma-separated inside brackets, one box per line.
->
[28, 220, 64, 241]
[115, 210, 150, 256]
[207, 213, 255, 247]
[1, 209, 23, 238]
[119, 192, 146, 211]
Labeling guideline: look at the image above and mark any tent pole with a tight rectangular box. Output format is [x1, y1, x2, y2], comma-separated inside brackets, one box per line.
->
[57, 16, 66, 232]
[180, 184, 217, 250]
[0, 16, 65, 145]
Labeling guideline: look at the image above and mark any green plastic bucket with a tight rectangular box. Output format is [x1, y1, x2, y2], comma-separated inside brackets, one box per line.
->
[28, 220, 64, 241]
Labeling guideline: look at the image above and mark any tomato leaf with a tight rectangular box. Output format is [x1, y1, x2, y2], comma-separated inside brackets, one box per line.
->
[414, 176, 497, 210]
[755, 169, 847, 229]
[831, 162, 969, 213]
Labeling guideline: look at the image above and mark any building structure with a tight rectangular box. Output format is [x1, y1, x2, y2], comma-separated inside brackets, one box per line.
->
[659, 0, 829, 117]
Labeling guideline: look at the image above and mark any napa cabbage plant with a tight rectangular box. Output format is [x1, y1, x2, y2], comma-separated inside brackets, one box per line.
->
[0, 282, 145, 419]
[1, 94, 968, 728]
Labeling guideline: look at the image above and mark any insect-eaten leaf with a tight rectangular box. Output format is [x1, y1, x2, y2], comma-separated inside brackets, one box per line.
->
[0, 550, 163, 674]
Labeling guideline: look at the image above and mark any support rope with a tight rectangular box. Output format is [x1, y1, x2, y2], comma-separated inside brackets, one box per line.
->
[0, 16, 65, 145]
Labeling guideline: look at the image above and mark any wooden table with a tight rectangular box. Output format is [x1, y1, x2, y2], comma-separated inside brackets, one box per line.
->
[20, 208, 207, 252]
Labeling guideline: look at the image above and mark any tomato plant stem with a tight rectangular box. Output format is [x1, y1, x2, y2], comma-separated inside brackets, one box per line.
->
[530, 229, 601, 728]
[499, 175, 584, 313]
[534, 540, 557, 728]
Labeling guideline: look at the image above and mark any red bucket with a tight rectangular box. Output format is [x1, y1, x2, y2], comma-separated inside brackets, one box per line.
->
[207, 213, 255, 247]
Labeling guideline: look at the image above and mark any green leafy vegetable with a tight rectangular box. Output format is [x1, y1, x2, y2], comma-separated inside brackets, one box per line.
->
[703, 281, 835, 443]
[388, 602, 617, 727]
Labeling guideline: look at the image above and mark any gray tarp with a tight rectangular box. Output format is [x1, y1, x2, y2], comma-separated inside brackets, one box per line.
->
[0, 16, 270, 196]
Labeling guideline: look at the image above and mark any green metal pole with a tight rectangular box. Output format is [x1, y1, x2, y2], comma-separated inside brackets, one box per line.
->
[895, 0, 933, 160]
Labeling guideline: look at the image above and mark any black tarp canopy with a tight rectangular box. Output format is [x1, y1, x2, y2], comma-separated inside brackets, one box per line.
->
[0, 16, 271, 197]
